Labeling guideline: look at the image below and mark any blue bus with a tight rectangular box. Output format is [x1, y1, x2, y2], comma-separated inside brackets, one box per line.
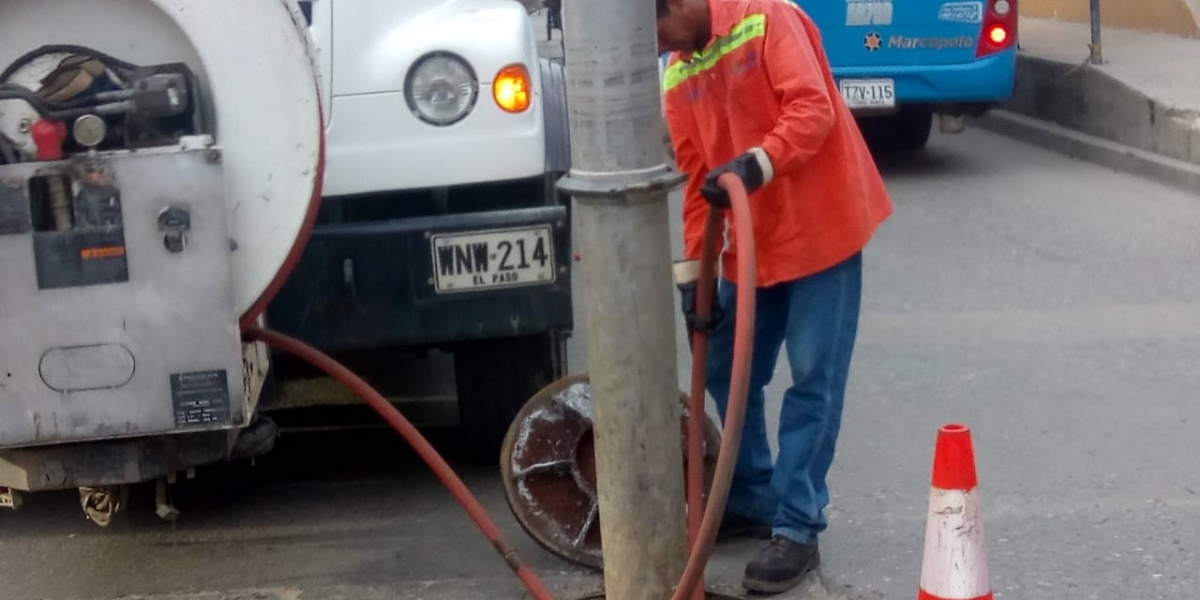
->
[796, 0, 1018, 150]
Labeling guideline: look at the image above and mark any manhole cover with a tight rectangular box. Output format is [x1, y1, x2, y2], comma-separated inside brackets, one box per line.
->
[500, 374, 721, 570]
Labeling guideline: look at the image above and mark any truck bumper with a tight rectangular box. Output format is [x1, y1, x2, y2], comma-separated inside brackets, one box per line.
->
[264, 205, 574, 353]
[0, 431, 232, 492]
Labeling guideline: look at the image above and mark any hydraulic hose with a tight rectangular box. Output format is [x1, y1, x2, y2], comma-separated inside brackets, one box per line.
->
[684, 205, 724, 600]
[0, 44, 140, 83]
[673, 173, 756, 600]
[241, 173, 756, 600]
[241, 326, 557, 600]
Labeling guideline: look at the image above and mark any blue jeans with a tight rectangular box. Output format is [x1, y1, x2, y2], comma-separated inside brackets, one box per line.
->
[706, 252, 862, 546]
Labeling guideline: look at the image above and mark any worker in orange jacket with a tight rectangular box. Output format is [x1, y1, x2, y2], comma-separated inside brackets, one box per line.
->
[658, 0, 893, 593]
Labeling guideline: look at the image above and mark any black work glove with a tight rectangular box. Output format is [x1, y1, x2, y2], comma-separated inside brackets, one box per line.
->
[673, 260, 723, 343]
[699, 147, 774, 209]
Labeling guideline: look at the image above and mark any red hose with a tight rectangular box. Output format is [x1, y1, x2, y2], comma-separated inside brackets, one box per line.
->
[241, 326, 556, 600]
[684, 207, 723, 600]
[673, 173, 756, 600]
[240, 174, 756, 600]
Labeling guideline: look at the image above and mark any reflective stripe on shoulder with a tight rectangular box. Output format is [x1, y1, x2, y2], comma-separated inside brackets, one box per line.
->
[662, 13, 766, 92]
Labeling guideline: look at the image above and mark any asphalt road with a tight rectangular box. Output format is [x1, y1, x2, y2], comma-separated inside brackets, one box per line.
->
[3, 129, 1199, 600]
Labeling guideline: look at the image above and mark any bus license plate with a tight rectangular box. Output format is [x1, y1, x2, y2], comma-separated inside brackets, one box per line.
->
[431, 226, 556, 293]
[839, 79, 896, 109]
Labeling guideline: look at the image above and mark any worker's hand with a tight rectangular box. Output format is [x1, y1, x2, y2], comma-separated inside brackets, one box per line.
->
[673, 259, 723, 343]
[700, 147, 774, 208]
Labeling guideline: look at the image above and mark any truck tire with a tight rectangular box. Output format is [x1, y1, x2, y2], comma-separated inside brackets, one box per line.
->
[454, 333, 562, 459]
[891, 108, 933, 152]
[859, 108, 933, 153]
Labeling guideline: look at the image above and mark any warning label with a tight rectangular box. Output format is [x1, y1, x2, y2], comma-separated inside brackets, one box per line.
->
[0, 184, 30, 235]
[170, 370, 232, 426]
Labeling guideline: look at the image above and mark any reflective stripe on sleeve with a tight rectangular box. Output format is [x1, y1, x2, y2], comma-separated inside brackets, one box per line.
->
[662, 13, 767, 92]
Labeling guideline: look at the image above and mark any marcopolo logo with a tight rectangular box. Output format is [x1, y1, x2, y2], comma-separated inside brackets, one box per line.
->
[888, 35, 975, 50]
[864, 32, 883, 52]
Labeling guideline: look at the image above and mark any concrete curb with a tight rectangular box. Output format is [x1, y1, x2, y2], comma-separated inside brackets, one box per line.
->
[974, 109, 1200, 193]
[1000, 54, 1200, 166]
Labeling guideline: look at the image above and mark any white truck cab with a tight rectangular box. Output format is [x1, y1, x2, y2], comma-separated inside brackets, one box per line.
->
[263, 0, 574, 457]
[314, 0, 557, 192]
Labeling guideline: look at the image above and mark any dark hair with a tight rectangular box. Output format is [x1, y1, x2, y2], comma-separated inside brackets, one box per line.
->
[656, 0, 669, 17]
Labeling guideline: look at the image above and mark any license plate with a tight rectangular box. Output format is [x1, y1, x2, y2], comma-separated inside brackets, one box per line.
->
[839, 78, 896, 109]
[431, 225, 556, 293]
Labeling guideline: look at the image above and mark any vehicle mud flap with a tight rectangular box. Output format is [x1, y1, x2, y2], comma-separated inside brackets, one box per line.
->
[539, 58, 571, 175]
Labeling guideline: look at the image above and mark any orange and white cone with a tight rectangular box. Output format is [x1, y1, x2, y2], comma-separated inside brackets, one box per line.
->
[918, 424, 992, 600]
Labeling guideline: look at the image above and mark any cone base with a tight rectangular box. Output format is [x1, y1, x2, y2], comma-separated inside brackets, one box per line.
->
[918, 591, 992, 600]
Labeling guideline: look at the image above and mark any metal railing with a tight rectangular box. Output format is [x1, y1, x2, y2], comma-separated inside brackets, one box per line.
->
[1089, 0, 1104, 64]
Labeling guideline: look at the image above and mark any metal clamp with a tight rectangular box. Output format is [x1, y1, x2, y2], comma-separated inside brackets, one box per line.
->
[157, 204, 191, 253]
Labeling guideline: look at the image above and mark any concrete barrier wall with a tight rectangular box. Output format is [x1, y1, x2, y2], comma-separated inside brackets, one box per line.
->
[1020, 0, 1200, 37]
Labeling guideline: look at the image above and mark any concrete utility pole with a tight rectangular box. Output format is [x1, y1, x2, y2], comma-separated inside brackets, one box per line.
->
[556, 0, 690, 598]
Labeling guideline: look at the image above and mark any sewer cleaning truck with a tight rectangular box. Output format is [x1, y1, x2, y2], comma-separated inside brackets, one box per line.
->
[0, 0, 572, 524]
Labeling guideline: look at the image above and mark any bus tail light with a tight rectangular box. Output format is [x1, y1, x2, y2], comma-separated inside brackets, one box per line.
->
[988, 25, 1009, 45]
[976, 0, 1017, 58]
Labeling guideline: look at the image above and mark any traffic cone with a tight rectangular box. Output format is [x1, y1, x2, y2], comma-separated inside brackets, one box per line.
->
[917, 424, 992, 600]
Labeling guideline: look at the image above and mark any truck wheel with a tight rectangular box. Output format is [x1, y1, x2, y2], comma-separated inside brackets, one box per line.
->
[454, 333, 562, 460]
[859, 108, 933, 153]
[891, 108, 933, 152]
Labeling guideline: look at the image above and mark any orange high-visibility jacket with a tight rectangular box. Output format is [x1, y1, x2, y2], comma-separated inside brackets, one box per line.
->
[664, 0, 893, 287]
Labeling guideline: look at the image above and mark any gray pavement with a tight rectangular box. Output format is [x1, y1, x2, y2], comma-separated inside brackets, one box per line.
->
[532, 8, 564, 62]
[4, 127, 1199, 600]
[789, 130, 1200, 600]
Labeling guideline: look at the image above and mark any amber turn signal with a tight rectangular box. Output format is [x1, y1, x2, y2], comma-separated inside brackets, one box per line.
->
[493, 64, 531, 113]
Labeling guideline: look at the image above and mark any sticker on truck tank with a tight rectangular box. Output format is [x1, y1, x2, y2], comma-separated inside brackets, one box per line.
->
[171, 370, 232, 427]
[0, 182, 30, 235]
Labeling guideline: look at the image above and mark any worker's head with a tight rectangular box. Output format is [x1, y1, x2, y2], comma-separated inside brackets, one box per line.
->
[656, 0, 712, 55]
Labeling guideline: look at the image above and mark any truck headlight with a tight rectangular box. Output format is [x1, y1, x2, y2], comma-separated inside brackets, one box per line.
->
[405, 52, 478, 126]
